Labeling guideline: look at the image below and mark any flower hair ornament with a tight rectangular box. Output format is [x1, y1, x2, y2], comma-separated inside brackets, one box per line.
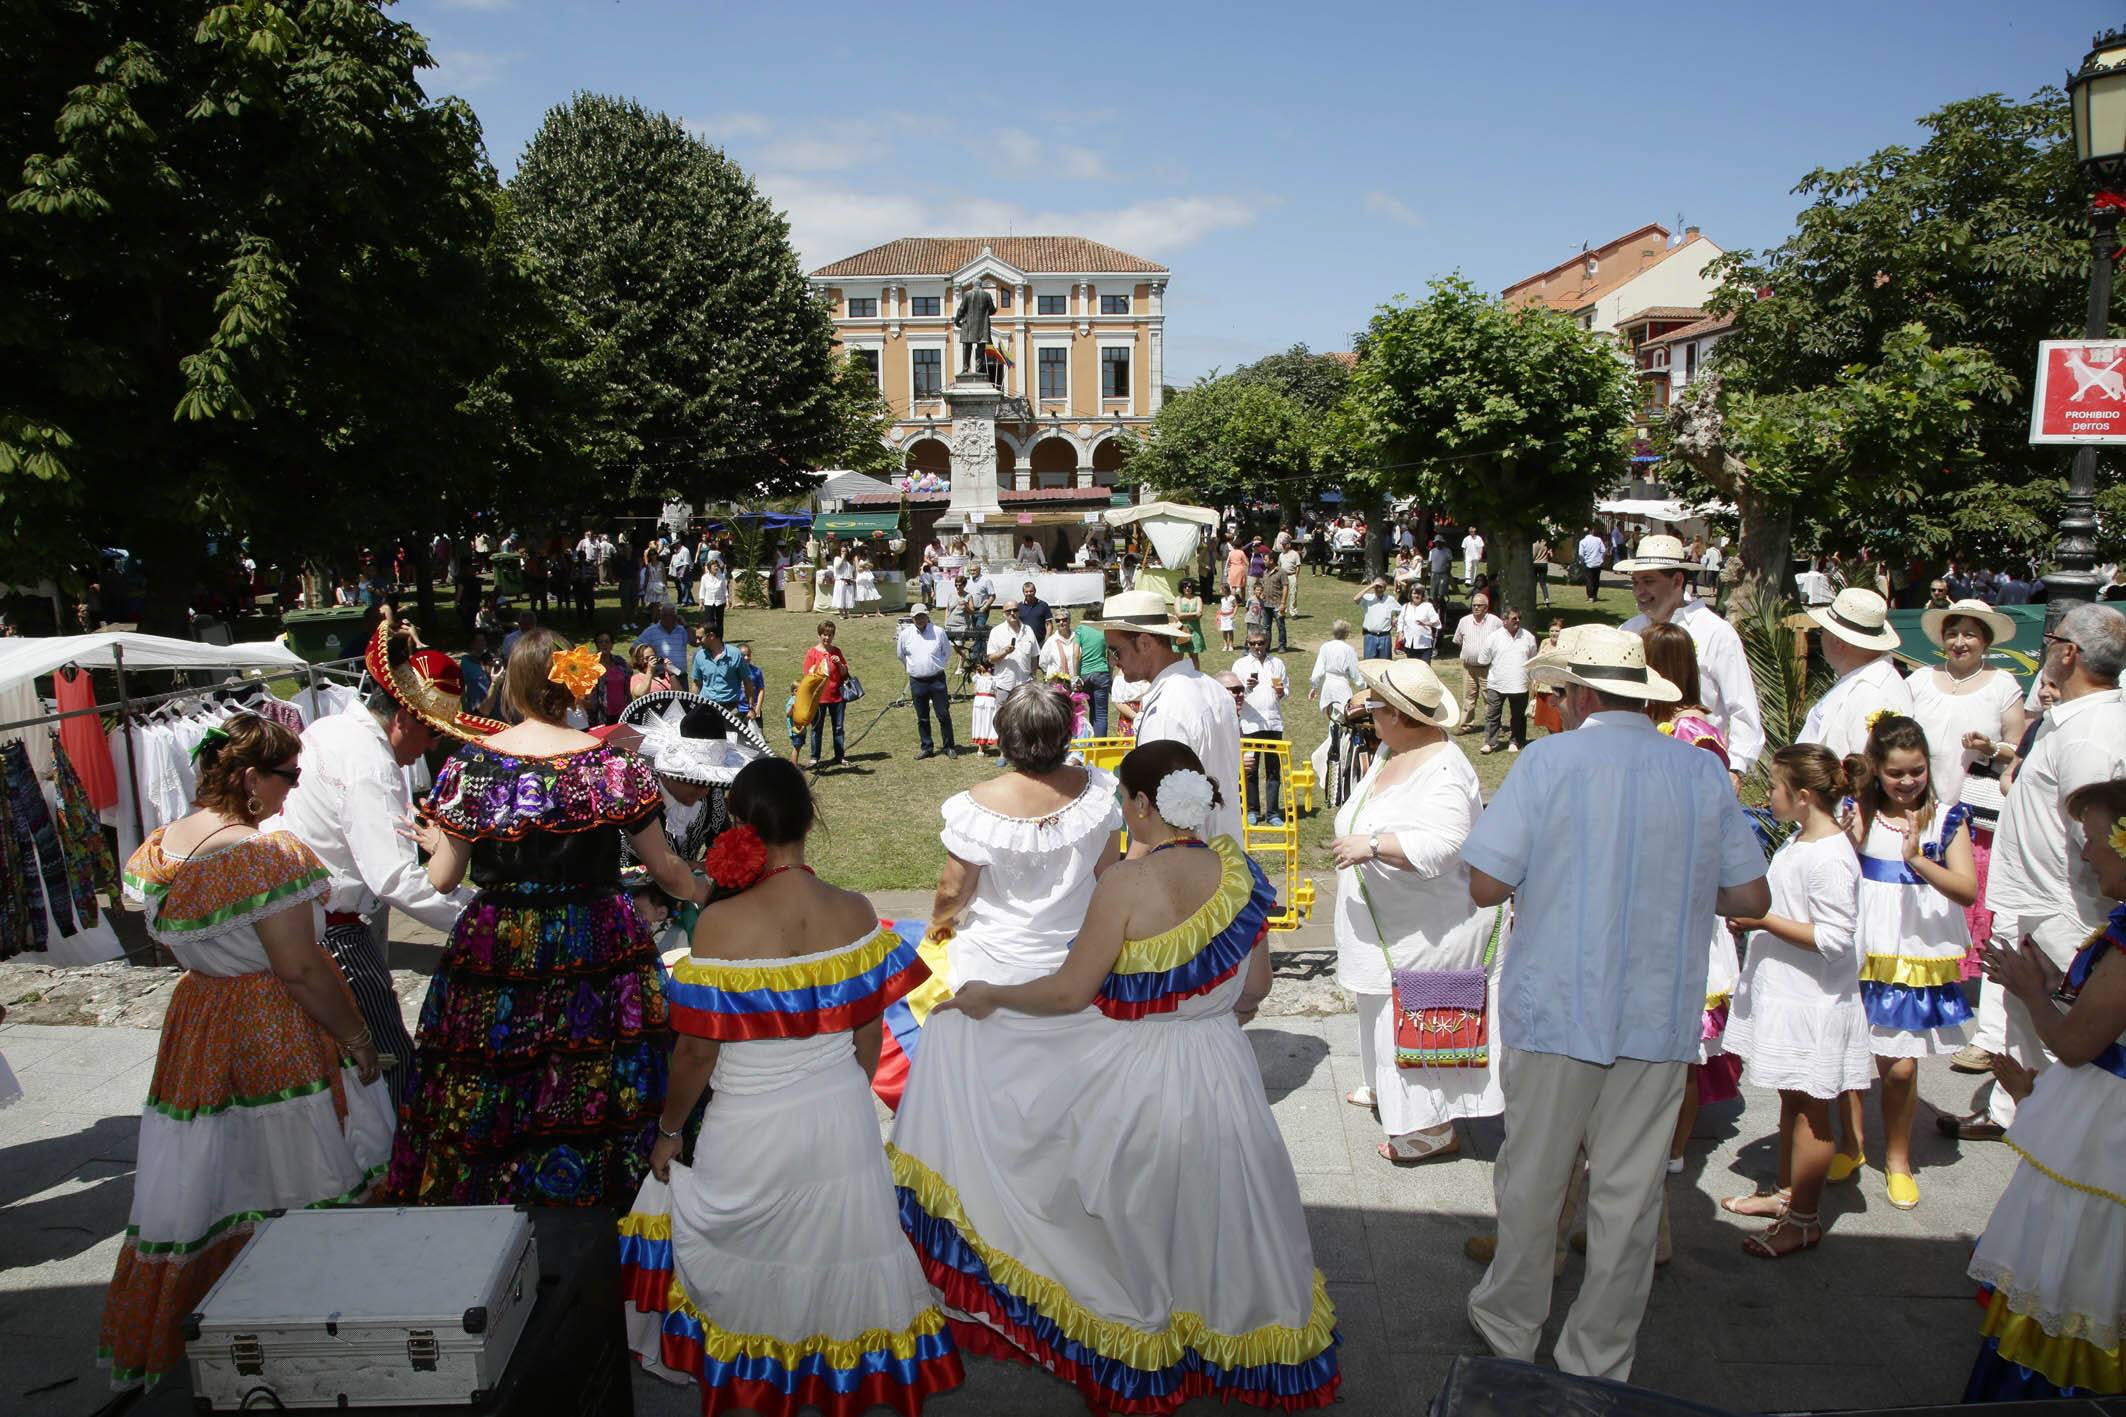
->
[1154, 768, 1215, 831]
[703, 823, 769, 891]
[548, 644, 603, 699]
[1865, 707, 1896, 733]
[2111, 819, 2126, 858]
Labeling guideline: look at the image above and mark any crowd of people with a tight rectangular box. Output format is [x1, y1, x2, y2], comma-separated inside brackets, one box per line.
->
[55, 510, 2126, 1412]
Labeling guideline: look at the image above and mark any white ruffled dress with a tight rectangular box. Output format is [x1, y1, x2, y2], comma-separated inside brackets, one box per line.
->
[1724, 832, 1873, 1099]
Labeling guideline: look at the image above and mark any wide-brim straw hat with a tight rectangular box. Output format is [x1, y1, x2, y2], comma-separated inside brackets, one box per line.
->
[1352, 657, 1462, 729]
[1528, 624, 1681, 703]
[1807, 586, 1900, 652]
[1086, 589, 1192, 640]
[1920, 597, 2014, 650]
[1613, 534, 1700, 573]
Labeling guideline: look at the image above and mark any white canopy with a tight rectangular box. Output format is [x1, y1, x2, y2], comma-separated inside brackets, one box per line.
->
[1104, 500, 1220, 570]
[1596, 497, 1735, 523]
[0, 632, 307, 690]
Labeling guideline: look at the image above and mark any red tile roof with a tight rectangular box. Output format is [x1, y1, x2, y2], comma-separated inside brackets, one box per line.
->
[1642, 312, 1736, 346]
[1617, 306, 1706, 327]
[1503, 226, 1710, 315]
[812, 237, 1168, 279]
[846, 486, 1114, 508]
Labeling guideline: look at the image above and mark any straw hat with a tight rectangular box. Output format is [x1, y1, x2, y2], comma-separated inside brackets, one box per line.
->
[1919, 597, 2014, 651]
[1613, 534, 1699, 573]
[1807, 586, 1900, 652]
[1086, 589, 1192, 640]
[1352, 657, 1462, 729]
[1527, 624, 1681, 703]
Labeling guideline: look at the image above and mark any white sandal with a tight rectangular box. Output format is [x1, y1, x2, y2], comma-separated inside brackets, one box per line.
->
[1345, 1086, 1377, 1109]
[1379, 1126, 1459, 1164]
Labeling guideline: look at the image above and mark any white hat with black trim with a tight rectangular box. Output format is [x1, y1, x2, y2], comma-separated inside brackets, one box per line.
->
[1807, 586, 1901, 653]
[1086, 589, 1192, 640]
[1613, 534, 1700, 573]
[1527, 624, 1681, 702]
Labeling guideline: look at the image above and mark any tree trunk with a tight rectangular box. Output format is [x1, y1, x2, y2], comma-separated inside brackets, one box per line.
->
[1364, 490, 1390, 579]
[1727, 484, 1794, 619]
[134, 521, 208, 637]
[412, 526, 439, 636]
[1490, 525, 1537, 619]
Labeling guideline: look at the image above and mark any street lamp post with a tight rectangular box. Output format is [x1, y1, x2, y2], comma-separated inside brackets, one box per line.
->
[2052, 29, 2126, 621]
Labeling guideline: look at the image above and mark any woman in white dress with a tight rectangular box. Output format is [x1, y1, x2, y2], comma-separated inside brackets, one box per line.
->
[1964, 776, 2126, 1400]
[1328, 658, 1503, 1162]
[642, 540, 667, 605]
[831, 549, 857, 616]
[1038, 614, 1080, 684]
[620, 759, 962, 1416]
[693, 557, 728, 642]
[893, 740, 1338, 1414]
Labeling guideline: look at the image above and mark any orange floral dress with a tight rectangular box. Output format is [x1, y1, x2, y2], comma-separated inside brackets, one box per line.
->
[100, 829, 394, 1390]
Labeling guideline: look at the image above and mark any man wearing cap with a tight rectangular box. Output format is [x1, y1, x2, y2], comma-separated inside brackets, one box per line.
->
[1462, 625, 1769, 1381]
[1095, 590, 1243, 843]
[1617, 534, 1766, 776]
[896, 604, 959, 759]
[267, 623, 502, 1108]
[1797, 587, 1914, 758]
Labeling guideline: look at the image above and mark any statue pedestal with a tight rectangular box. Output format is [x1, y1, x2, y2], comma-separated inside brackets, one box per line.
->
[934, 377, 1018, 567]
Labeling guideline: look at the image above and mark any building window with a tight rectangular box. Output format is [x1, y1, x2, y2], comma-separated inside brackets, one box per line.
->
[851, 348, 880, 383]
[911, 296, 940, 316]
[1038, 295, 1066, 315]
[1101, 347, 1131, 399]
[912, 348, 942, 398]
[1099, 294, 1129, 315]
[1684, 342, 1699, 381]
[847, 296, 877, 318]
[1038, 347, 1067, 400]
[995, 288, 1011, 309]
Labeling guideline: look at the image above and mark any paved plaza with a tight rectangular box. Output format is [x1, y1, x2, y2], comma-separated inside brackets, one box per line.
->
[0, 908, 2020, 1417]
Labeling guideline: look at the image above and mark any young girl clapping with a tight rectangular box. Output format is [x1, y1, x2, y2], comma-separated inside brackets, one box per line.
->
[1720, 745, 1868, 1256]
[1841, 715, 1978, 1211]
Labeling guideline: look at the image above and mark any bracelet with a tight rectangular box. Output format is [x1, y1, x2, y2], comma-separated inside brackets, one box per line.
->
[656, 1123, 685, 1141]
[336, 1027, 373, 1052]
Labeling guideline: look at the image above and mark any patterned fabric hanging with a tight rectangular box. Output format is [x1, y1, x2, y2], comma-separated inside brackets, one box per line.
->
[2, 739, 74, 944]
[0, 767, 30, 960]
[52, 736, 118, 921]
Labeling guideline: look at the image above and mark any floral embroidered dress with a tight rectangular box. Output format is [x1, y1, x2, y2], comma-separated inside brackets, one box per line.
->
[1966, 906, 2126, 1402]
[618, 924, 962, 1417]
[889, 837, 1341, 1414]
[385, 743, 671, 1206]
[102, 830, 394, 1389]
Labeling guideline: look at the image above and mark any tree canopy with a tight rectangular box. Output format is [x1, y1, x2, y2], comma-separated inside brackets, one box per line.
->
[1120, 345, 1360, 510]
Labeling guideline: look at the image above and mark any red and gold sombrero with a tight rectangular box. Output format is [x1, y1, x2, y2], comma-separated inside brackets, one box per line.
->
[364, 619, 506, 740]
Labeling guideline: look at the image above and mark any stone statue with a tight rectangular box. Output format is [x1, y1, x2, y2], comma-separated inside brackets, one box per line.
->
[952, 283, 996, 377]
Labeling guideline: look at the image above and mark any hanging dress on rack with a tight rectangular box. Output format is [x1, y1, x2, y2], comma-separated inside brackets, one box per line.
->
[54, 668, 118, 812]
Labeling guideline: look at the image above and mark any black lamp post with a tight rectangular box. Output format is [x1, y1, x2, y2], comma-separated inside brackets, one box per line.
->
[2051, 28, 2126, 622]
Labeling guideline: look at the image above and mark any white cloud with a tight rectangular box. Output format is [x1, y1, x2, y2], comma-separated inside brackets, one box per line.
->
[687, 113, 770, 142]
[423, 48, 522, 95]
[1057, 146, 1114, 180]
[993, 128, 1043, 168]
[1364, 190, 1424, 229]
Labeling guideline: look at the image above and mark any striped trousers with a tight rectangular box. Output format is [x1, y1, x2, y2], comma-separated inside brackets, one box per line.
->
[321, 918, 415, 1111]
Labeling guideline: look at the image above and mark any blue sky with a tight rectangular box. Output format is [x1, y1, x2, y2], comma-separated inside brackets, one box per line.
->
[402, 0, 2114, 383]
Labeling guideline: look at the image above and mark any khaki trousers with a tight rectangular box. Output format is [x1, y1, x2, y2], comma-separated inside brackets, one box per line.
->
[1984, 914, 2088, 1128]
[1461, 661, 1489, 724]
[1468, 1046, 1685, 1381]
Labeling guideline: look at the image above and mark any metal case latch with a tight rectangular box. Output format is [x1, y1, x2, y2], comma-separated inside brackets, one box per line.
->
[230, 1335, 264, 1375]
[407, 1331, 438, 1371]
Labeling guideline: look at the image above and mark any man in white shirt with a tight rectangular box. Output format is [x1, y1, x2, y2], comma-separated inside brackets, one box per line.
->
[1016, 535, 1047, 569]
[1946, 603, 2126, 1138]
[1094, 590, 1243, 843]
[1797, 587, 1913, 758]
[1793, 560, 1835, 607]
[1463, 625, 1768, 1382]
[1480, 607, 1539, 754]
[1576, 526, 1607, 600]
[668, 538, 693, 604]
[1398, 588, 1442, 662]
[985, 602, 1038, 693]
[1354, 577, 1397, 660]
[266, 635, 487, 1106]
[1616, 535, 1765, 776]
[1232, 630, 1290, 825]
[895, 604, 959, 759]
[1461, 527, 1486, 585]
[1453, 593, 1500, 728]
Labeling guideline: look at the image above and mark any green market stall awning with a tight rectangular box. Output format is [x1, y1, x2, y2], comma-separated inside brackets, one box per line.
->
[1885, 605, 2047, 689]
[813, 511, 901, 536]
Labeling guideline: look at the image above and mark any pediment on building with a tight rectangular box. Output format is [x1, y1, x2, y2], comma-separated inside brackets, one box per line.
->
[952, 246, 1031, 288]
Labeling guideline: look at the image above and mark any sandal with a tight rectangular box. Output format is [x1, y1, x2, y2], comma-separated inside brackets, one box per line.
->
[1719, 1188, 1790, 1219]
[1742, 1207, 1822, 1259]
[1345, 1087, 1377, 1109]
[1379, 1127, 1459, 1164]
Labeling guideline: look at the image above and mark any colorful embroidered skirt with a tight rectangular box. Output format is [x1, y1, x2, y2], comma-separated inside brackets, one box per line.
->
[99, 970, 393, 1388]
[385, 883, 669, 1206]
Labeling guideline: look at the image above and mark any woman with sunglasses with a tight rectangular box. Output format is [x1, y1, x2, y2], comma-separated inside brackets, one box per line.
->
[102, 713, 391, 1392]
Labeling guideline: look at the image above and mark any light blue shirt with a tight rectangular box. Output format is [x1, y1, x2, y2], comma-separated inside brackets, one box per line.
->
[633, 622, 690, 676]
[1460, 712, 1767, 1066]
[690, 643, 746, 705]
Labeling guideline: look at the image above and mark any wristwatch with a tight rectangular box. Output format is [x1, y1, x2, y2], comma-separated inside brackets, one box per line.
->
[1367, 831, 1381, 860]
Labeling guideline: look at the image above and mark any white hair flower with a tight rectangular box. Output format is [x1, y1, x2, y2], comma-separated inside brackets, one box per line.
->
[1154, 768, 1215, 830]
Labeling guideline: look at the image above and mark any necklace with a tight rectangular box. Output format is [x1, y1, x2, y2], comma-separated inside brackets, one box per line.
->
[1940, 662, 1985, 692]
[758, 863, 814, 884]
[1150, 836, 1205, 852]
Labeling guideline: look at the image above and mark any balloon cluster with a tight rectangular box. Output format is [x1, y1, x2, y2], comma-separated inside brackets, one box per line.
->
[896, 472, 951, 494]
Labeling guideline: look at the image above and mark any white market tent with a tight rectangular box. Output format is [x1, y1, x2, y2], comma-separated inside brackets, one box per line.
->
[0, 631, 306, 689]
[1597, 497, 1736, 524]
[1103, 500, 1220, 571]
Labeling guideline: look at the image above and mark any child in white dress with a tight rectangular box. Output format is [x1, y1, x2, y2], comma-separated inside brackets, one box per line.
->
[1218, 592, 1237, 650]
[854, 555, 881, 609]
[1841, 713, 1977, 1212]
[968, 671, 997, 750]
[1720, 744, 1868, 1256]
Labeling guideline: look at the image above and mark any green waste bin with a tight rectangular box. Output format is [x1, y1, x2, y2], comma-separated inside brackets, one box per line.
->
[282, 606, 370, 664]
[491, 552, 524, 599]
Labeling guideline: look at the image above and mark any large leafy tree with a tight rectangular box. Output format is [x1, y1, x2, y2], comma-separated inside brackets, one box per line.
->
[1121, 345, 1362, 513]
[3, 0, 581, 630]
[509, 94, 855, 505]
[1347, 275, 1636, 614]
[1668, 90, 2120, 601]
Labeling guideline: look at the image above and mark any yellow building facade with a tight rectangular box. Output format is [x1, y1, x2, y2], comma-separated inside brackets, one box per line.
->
[810, 236, 1168, 489]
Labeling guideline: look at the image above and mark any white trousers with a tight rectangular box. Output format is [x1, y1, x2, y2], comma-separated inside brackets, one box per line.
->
[1984, 914, 2087, 1128]
[1972, 976, 2008, 1053]
[1468, 1046, 1684, 1381]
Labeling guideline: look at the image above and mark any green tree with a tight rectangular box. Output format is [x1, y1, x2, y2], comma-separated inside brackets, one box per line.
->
[508, 94, 856, 505]
[1119, 377, 1320, 508]
[2, 0, 581, 630]
[1229, 343, 1353, 414]
[1347, 275, 1636, 614]
[1668, 90, 2119, 598]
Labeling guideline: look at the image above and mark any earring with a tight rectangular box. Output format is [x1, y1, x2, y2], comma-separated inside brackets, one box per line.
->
[245, 795, 264, 821]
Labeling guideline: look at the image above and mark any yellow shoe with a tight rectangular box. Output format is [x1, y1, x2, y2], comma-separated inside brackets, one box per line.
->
[1886, 1172, 1920, 1211]
[1826, 1151, 1867, 1185]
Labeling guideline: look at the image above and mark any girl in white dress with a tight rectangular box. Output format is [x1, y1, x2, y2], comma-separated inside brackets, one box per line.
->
[620, 760, 961, 1416]
[1964, 778, 2126, 1401]
[1719, 743, 1868, 1257]
[1218, 591, 1238, 650]
[831, 552, 856, 616]
[1842, 713, 1977, 1212]
[967, 671, 997, 750]
[893, 741, 1338, 1414]
[643, 542, 667, 605]
[854, 554, 881, 608]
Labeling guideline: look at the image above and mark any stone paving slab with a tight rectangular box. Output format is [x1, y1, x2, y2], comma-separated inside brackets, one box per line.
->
[1, 1011, 2021, 1416]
